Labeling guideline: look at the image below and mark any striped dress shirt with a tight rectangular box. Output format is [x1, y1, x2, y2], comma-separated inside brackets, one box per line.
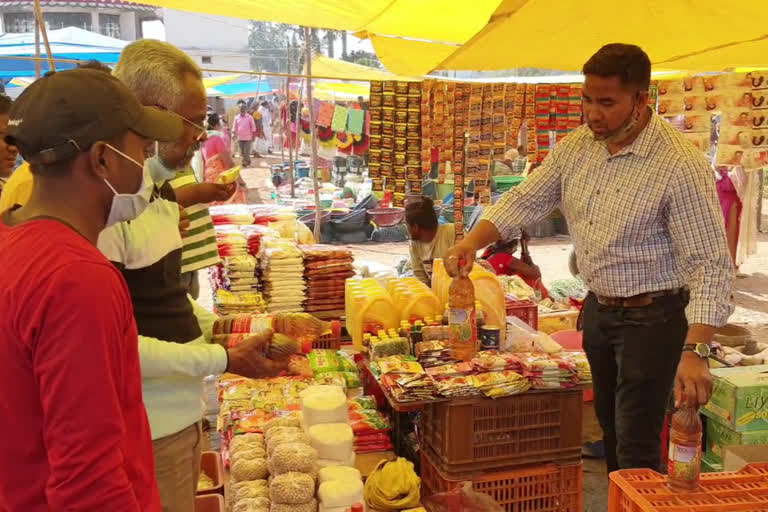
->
[482, 109, 734, 327]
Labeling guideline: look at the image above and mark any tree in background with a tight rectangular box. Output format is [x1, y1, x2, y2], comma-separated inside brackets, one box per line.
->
[341, 49, 381, 68]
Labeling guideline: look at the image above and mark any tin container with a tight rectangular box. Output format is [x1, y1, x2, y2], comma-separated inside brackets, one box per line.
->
[479, 325, 501, 350]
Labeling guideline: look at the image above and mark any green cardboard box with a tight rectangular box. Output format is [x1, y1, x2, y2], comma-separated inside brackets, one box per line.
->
[706, 416, 768, 459]
[701, 451, 723, 473]
[702, 365, 768, 432]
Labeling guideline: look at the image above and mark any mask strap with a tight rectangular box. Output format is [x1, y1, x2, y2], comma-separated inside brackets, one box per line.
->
[104, 143, 143, 168]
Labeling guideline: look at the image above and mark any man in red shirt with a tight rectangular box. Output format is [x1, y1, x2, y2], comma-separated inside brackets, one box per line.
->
[0, 68, 183, 510]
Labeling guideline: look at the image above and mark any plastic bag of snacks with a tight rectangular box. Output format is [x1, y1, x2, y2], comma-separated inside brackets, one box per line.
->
[308, 350, 357, 374]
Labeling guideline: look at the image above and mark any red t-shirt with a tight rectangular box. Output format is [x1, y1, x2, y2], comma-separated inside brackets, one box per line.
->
[485, 252, 550, 300]
[0, 218, 160, 511]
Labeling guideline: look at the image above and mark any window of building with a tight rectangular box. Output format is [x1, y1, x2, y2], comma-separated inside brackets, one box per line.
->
[3, 13, 34, 33]
[3, 12, 93, 33]
[201, 56, 212, 64]
[43, 13, 91, 31]
[99, 13, 120, 38]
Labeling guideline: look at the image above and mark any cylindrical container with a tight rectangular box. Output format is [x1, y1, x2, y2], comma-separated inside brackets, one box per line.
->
[479, 325, 501, 350]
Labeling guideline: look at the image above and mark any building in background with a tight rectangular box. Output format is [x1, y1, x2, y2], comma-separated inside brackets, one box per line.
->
[0, 0, 250, 72]
[0, 0, 158, 40]
[162, 10, 249, 72]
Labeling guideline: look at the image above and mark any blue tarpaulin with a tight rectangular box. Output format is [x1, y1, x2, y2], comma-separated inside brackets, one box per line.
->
[0, 27, 126, 78]
[207, 81, 273, 97]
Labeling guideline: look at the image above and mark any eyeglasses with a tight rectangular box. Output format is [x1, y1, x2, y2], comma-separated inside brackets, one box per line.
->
[153, 104, 206, 141]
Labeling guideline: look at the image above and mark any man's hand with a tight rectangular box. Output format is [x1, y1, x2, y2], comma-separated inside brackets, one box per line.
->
[674, 351, 713, 408]
[445, 241, 476, 277]
[226, 329, 289, 378]
[198, 182, 237, 203]
[178, 205, 190, 233]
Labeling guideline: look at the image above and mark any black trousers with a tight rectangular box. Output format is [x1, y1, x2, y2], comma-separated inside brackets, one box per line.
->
[582, 292, 688, 472]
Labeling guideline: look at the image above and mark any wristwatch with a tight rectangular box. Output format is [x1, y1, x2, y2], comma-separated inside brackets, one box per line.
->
[682, 343, 712, 359]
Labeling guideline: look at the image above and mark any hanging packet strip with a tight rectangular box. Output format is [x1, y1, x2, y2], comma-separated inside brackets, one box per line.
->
[331, 105, 349, 132]
[348, 108, 365, 134]
[317, 102, 335, 127]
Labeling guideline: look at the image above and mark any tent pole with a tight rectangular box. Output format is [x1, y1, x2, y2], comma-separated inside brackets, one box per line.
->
[285, 75, 294, 198]
[33, 0, 55, 72]
[34, 18, 40, 79]
[286, 77, 296, 200]
[304, 26, 322, 243]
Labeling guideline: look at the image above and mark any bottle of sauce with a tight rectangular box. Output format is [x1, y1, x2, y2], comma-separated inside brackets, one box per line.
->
[667, 405, 702, 492]
[449, 260, 477, 361]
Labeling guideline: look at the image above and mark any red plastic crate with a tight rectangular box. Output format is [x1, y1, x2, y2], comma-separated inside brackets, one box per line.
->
[196, 451, 224, 496]
[312, 334, 342, 350]
[608, 462, 768, 512]
[195, 494, 224, 512]
[421, 448, 582, 512]
[505, 297, 538, 330]
[421, 389, 582, 473]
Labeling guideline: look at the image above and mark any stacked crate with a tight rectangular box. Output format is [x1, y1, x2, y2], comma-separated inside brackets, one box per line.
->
[420, 390, 584, 511]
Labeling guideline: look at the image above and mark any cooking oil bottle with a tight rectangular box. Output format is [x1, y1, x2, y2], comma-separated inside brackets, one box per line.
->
[448, 260, 477, 361]
[667, 405, 702, 492]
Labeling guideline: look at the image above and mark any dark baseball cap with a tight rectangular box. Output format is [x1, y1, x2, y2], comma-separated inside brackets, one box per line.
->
[6, 67, 184, 165]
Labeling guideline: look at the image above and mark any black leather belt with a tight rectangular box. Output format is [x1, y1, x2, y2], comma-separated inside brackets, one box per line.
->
[595, 288, 682, 308]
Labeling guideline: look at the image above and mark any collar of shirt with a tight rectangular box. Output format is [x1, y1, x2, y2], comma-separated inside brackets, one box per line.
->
[601, 106, 660, 160]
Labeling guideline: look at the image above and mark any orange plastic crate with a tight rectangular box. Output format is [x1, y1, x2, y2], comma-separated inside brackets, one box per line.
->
[608, 462, 768, 512]
[421, 449, 582, 512]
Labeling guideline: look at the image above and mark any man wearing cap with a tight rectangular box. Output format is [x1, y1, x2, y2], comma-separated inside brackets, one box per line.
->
[0, 68, 182, 510]
[101, 40, 287, 512]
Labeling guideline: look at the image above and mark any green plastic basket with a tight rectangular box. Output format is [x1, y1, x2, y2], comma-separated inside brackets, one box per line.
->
[495, 175, 525, 192]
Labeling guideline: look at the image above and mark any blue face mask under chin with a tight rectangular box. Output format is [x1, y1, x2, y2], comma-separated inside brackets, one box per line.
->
[147, 142, 177, 184]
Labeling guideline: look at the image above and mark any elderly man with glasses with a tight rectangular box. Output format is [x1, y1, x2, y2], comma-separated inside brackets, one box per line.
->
[98, 40, 288, 512]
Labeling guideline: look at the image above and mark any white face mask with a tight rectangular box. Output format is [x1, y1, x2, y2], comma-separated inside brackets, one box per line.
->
[103, 144, 153, 227]
[147, 141, 177, 183]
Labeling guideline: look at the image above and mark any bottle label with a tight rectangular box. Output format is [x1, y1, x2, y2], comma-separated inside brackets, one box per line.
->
[668, 442, 701, 481]
[449, 307, 475, 344]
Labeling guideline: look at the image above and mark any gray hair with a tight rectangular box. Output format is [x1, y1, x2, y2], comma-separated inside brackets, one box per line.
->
[113, 39, 202, 111]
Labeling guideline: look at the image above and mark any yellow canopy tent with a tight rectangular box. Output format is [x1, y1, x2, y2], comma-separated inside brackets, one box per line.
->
[308, 53, 416, 81]
[125, 0, 768, 76]
[203, 74, 242, 88]
[370, 0, 768, 75]
[314, 81, 369, 99]
[123, 0, 499, 44]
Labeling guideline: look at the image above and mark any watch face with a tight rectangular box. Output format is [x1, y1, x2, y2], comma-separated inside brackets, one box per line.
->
[695, 344, 711, 358]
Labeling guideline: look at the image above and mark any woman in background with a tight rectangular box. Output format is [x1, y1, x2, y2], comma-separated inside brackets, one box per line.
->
[481, 234, 550, 299]
[202, 113, 246, 204]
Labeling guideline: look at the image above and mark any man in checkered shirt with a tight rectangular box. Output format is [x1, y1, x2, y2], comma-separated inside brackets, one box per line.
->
[447, 44, 734, 473]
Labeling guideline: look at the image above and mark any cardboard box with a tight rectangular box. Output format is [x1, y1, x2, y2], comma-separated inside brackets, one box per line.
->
[702, 365, 768, 432]
[722, 444, 768, 472]
[706, 416, 768, 459]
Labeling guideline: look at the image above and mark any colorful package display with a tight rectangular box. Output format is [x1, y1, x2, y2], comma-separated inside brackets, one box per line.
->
[369, 81, 421, 198]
